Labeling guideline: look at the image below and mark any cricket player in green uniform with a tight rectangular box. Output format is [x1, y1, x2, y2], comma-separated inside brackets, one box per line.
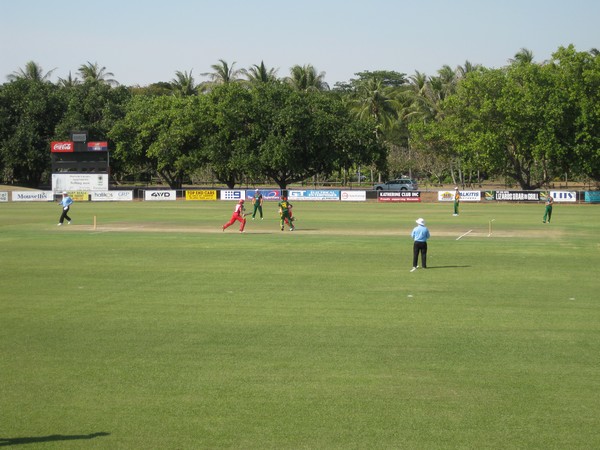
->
[251, 189, 263, 220]
[543, 195, 554, 223]
[453, 187, 460, 216]
[278, 196, 294, 231]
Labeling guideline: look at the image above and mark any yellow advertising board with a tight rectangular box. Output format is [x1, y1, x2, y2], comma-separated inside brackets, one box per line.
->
[185, 190, 217, 201]
[70, 191, 89, 201]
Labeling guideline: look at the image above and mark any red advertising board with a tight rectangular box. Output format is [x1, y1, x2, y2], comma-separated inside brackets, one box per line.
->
[51, 141, 74, 153]
[87, 141, 108, 151]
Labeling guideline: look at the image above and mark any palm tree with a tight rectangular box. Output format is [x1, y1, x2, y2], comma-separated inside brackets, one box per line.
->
[170, 70, 197, 96]
[7, 61, 56, 82]
[402, 65, 462, 124]
[57, 71, 80, 88]
[241, 61, 278, 84]
[402, 71, 440, 122]
[509, 48, 534, 65]
[349, 77, 397, 133]
[286, 64, 329, 91]
[201, 59, 242, 85]
[433, 64, 458, 100]
[456, 60, 480, 78]
[78, 61, 118, 85]
[345, 74, 402, 183]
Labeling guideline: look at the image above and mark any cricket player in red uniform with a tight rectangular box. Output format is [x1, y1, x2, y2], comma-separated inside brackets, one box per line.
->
[222, 199, 247, 233]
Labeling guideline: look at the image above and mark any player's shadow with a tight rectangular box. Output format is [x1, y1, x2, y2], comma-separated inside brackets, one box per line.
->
[425, 265, 471, 269]
[0, 432, 109, 446]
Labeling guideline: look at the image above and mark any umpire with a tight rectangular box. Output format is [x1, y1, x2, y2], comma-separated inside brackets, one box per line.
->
[411, 218, 430, 272]
[57, 191, 73, 226]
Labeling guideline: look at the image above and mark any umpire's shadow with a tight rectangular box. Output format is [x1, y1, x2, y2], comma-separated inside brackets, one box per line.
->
[0, 432, 110, 446]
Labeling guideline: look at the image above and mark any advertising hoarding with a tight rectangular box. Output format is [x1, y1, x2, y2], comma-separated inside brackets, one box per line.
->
[185, 190, 217, 201]
[87, 141, 108, 151]
[221, 190, 245, 201]
[51, 141, 74, 153]
[438, 190, 481, 202]
[341, 190, 367, 202]
[12, 191, 54, 202]
[377, 191, 421, 202]
[52, 173, 108, 192]
[243, 189, 281, 201]
[485, 191, 541, 201]
[91, 191, 134, 201]
[144, 190, 176, 201]
[547, 191, 577, 203]
[288, 190, 340, 201]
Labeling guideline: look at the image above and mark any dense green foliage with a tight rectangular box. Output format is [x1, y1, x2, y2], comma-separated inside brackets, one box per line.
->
[414, 46, 600, 189]
[108, 82, 383, 189]
[0, 79, 65, 185]
[1, 45, 599, 188]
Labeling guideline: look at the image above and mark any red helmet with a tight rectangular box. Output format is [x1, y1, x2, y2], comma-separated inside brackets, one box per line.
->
[239, 199, 245, 203]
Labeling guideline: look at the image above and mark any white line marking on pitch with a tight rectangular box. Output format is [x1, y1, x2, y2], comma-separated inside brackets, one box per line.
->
[456, 230, 473, 240]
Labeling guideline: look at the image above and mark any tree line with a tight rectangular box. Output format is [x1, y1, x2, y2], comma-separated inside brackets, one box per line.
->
[1, 45, 598, 190]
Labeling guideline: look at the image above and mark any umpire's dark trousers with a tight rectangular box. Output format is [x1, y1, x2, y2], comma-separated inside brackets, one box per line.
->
[59, 206, 71, 224]
[413, 241, 427, 268]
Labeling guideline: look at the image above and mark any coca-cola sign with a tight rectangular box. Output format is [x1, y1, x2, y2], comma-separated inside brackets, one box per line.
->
[51, 141, 74, 153]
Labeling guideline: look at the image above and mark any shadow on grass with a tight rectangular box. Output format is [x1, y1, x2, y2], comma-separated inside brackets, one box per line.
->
[0, 432, 109, 446]
[425, 265, 471, 269]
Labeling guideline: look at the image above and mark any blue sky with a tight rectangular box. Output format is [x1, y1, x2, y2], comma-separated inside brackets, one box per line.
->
[1, 0, 598, 86]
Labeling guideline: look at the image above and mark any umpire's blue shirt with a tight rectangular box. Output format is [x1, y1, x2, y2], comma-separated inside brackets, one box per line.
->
[60, 196, 73, 208]
[411, 225, 430, 242]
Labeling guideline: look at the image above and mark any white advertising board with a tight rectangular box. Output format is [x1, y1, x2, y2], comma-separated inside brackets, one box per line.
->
[52, 173, 108, 192]
[221, 190, 246, 201]
[12, 191, 55, 202]
[0, 192, 8, 202]
[288, 190, 340, 201]
[437, 190, 481, 202]
[340, 190, 367, 201]
[549, 191, 577, 203]
[144, 190, 177, 201]
[91, 191, 134, 201]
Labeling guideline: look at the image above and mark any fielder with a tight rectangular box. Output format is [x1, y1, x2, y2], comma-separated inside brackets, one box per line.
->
[543, 195, 554, 223]
[453, 187, 460, 216]
[251, 189, 263, 220]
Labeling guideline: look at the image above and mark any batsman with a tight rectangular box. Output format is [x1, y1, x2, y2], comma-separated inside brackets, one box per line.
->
[222, 199, 247, 233]
[278, 195, 294, 231]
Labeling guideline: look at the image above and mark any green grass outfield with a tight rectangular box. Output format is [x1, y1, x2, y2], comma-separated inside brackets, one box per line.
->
[1, 200, 599, 449]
